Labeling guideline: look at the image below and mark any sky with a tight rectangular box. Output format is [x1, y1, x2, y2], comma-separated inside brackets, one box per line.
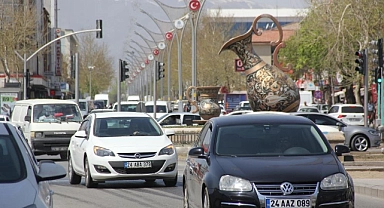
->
[58, 0, 309, 70]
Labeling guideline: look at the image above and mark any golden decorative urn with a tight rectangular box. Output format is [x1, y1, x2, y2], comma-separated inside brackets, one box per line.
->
[219, 14, 300, 112]
[186, 86, 221, 120]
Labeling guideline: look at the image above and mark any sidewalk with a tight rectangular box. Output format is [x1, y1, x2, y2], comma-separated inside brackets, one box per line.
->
[175, 146, 384, 199]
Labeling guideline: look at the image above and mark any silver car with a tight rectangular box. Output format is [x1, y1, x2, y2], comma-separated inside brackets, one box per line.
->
[0, 122, 66, 207]
[292, 112, 381, 151]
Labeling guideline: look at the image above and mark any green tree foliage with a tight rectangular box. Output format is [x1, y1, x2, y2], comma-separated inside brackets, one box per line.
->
[279, 0, 384, 104]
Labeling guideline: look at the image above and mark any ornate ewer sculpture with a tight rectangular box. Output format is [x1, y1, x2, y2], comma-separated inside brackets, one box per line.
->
[219, 14, 300, 112]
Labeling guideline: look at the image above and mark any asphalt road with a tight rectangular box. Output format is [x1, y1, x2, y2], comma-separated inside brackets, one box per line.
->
[38, 155, 384, 208]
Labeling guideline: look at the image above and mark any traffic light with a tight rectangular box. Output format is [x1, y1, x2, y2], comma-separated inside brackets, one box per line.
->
[96, 19, 102, 39]
[156, 61, 165, 81]
[120, 59, 129, 82]
[26, 69, 31, 88]
[355, 50, 366, 75]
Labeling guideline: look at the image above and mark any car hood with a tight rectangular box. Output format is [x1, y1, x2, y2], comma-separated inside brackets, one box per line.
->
[0, 179, 36, 207]
[216, 154, 343, 183]
[344, 125, 375, 132]
[94, 136, 173, 152]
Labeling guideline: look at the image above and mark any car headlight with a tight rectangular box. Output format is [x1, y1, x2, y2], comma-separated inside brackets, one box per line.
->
[219, 175, 252, 192]
[31, 131, 43, 138]
[93, 146, 115, 157]
[320, 173, 348, 190]
[368, 130, 380, 136]
[159, 144, 175, 155]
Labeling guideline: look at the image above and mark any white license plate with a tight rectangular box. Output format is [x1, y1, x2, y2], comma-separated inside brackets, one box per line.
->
[266, 198, 311, 208]
[348, 118, 361, 121]
[124, 161, 152, 169]
[51, 147, 67, 151]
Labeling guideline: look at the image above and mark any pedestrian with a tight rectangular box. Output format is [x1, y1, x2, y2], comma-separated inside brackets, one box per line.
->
[368, 101, 375, 126]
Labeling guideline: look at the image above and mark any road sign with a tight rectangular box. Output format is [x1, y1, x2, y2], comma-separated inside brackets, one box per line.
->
[314, 90, 323, 99]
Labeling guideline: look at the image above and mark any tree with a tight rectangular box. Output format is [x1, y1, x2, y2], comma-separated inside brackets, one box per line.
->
[279, 0, 384, 104]
[77, 34, 114, 98]
[0, 3, 39, 82]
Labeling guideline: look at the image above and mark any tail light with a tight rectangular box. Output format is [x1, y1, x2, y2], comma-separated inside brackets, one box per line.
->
[337, 115, 346, 118]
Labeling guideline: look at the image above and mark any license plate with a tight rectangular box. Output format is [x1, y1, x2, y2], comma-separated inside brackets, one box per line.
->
[266, 198, 311, 208]
[348, 118, 361, 121]
[124, 161, 152, 169]
[51, 147, 67, 151]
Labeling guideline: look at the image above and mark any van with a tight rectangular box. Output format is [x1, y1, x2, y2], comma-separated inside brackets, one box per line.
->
[71, 99, 92, 118]
[145, 101, 170, 119]
[94, 93, 109, 108]
[127, 95, 140, 101]
[112, 101, 139, 112]
[11, 99, 82, 160]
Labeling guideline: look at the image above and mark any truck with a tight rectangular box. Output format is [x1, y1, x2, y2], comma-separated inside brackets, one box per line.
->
[299, 91, 313, 106]
[223, 92, 248, 112]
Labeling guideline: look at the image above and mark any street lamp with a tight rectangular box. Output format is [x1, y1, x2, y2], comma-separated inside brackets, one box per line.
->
[88, 66, 95, 99]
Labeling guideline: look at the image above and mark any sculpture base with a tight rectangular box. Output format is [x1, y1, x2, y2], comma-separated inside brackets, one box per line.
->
[193, 120, 207, 125]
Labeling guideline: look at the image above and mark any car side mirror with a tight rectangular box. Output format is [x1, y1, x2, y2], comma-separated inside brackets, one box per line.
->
[37, 160, 66, 182]
[164, 129, 175, 136]
[336, 122, 344, 131]
[24, 115, 31, 122]
[75, 130, 87, 139]
[188, 147, 207, 159]
[334, 145, 350, 156]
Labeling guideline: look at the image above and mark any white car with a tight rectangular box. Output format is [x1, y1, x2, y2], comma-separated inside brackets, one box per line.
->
[68, 112, 178, 188]
[156, 112, 201, 127]
[328, 104, 364, 126]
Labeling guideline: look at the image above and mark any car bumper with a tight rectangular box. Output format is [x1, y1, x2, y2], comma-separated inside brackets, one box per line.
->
[208, 183, 354, 208]
[369, 135, 382, 147]
[88, 154, 178, 181]
[31, 137, 70, 155]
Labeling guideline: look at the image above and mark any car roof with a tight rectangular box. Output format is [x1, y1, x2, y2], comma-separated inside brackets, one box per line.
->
[331, 104, 363, 107]
[210, 113, 313, 126]
[93, 112, 150, 118]
[15, 99, 77, 105]
[145, 101, 167, 105]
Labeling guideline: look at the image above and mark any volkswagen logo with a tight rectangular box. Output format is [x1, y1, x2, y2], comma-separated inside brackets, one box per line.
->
[280, 182, 294, 195]
[134, 153, 141, 159]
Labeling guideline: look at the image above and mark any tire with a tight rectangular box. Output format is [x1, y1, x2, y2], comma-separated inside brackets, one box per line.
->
[60, 151, 68, 161]
[68, 154, 81, 184]
[163, 174, 178, 187]
[84, 158, 97, 188]
[183, 183, 189, 208]
[202, 187, 210, 208]
[350, 135, 369, 152]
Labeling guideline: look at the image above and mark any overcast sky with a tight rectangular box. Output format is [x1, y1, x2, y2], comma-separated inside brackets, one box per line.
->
[58, 0, 309, 69]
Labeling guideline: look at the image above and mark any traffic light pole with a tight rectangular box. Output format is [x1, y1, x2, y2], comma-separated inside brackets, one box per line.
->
[364, 49, 368, 127]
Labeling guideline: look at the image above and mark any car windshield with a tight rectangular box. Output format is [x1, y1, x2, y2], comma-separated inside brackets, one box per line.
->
[215, 124, 328, 156]
[113, 104, 137, 112]
[93, 117, 162, 137]
[33, 104, 82, 123]
[341, 106, 364, 113]
[0, 135, 25, 183]
[145, 105, 167, 113]
[78, 102, 87, 111]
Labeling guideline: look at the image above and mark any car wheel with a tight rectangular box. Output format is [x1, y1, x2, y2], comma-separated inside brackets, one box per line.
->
[60, 151, 68, 161]
[183, 183, 189, 208]
[163, 174, 177, 187]
[350, 135, 369, 151]
[68, 154, 81, 184]
[84, 158, 97, 188]
[202, 187, 210, 208]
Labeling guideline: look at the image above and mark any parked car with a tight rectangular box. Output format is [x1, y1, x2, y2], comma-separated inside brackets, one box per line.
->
[0, 122, 66, 207]
[183, 113, 354, 207]
[328, 104, 364, 126]
[292, 112, 381, 151]
[0, 115, 10, 121]
[156, 112, 201, 127]
[68, 112, 178, 188]
[297, 106, 320, 113]
[314, 103, 329, 114]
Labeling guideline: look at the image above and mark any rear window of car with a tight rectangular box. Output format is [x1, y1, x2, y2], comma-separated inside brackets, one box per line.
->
[341, 106, 364, 113]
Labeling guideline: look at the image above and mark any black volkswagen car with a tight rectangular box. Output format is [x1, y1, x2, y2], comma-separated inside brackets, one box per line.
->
[183, 113, 354, 208]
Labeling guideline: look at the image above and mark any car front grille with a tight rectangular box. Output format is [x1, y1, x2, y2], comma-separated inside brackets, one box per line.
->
[255, 183, 317, 196]
[109, 160, 165, 174]
[117, 152, 157, 158]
